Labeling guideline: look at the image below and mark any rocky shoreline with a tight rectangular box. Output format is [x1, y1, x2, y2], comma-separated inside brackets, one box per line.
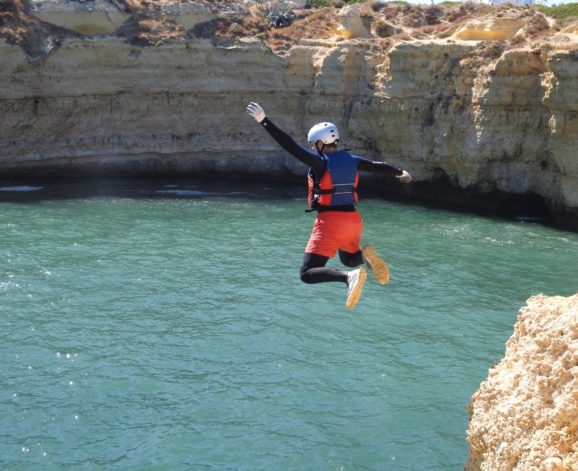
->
[466, 293, 578, 471]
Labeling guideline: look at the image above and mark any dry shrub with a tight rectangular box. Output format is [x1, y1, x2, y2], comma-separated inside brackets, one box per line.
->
[378, 5, 443, 29]
[479, 41, 506, 60]
[370, 0, 385, 13]
[119, 0, 158, 15]
[460, 1, 479, 14]
[259, 8, 338, 52]
[424, 13, 440, 26]
[433, 22, 451, 35]
[402, 10, 424, 28]
[132, 17, 184, 45]
[186, 3, 336, 48]
[227, 22, 243, 36]
[411, 29, 428, 39]
[266, 36, 292, 52]
[526, 13, 550, 36]
[0, 0, 23, 15]
[510, 33, 526, 46]
[271, 8, 338, 42]
[0, 0, 29, 43]
[425, 6, 443, 25]
[373, 19, 395, 38]
[0, 0, 24, 35]
[384, 8, 399, 22]
[242, 11, 269, 36]
[204, 10, 268, 42]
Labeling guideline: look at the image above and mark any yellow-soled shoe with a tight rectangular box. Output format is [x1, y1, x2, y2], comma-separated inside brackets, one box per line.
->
[346, 266, 367, 309]
[362, 244, 390, 285]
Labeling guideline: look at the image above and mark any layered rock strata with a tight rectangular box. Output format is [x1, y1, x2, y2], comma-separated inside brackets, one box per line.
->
[1, 8, 578, 227]
[466, 293, 578, 471]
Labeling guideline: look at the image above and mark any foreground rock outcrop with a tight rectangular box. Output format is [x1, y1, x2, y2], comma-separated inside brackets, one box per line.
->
[1, 0, 578, 228]
[466, 293, 578, 471]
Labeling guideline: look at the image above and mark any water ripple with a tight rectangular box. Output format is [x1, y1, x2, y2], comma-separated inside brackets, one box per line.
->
[0, 190, 577, 470]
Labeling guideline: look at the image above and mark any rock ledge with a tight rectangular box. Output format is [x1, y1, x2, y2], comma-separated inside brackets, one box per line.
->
[467, 293, 578, 471]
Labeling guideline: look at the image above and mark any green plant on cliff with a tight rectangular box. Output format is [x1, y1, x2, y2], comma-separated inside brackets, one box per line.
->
[535, 2, 578, 19]
[256, 0, 295, 27]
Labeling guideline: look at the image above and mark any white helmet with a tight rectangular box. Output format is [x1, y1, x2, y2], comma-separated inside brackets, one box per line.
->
[307, 122, 340, 145]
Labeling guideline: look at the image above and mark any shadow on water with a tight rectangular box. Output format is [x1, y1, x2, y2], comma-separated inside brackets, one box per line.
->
[0, 176, 306, 203]
[0, 175, 558, 229]
[361, 185, 556, 230]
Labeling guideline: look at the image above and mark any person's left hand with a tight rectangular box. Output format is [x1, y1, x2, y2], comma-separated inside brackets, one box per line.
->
[396, 170, 412, 184]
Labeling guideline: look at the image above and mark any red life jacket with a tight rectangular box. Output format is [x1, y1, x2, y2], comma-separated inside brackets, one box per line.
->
[308, 150, 359, 210]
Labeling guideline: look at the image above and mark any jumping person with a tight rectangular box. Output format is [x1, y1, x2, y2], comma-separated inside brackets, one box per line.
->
[246, 102, 412, 309]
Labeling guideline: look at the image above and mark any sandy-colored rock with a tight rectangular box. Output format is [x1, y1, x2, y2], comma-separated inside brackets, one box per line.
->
[30, 0, 128, 35]
[453, 18, 526, 41]
[466, 293, 578, 471]
[561, 23, 578, 39]
[337, 4, 372, 39]
[0, 36, 303, 177]
[1, 3, 578, 227]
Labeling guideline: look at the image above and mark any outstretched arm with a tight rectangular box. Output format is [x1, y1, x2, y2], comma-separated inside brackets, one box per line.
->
[246, 102, 325, 175]
[356, 157, 412, 183]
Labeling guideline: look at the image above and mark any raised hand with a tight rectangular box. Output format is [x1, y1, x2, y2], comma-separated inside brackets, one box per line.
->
[246, 102, 266, 123]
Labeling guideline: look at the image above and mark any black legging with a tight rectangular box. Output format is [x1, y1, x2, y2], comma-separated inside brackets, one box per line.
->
[300, 251, 364, 284]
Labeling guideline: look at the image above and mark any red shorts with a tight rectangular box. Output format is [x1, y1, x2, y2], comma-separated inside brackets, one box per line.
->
[305, 210, 363, 258]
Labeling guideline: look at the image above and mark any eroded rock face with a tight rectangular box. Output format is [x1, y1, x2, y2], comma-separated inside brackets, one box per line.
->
[0, 37, 305, 177]
[1, 4, 578, 227]
[453, 18, 526, 41]
[466, 293, 578, 471]
[370, 39, 578, 226]
[337, 3, 372, 39]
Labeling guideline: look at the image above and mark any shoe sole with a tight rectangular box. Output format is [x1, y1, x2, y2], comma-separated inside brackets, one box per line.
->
[362, 244, 389, 285]
[346, 267, 367, 309]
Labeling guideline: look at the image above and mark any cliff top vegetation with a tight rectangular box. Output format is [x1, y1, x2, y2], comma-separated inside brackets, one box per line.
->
[1, 0, 577, 55]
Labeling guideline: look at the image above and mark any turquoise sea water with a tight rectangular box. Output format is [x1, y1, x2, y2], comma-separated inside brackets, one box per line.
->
[1, 178, 577, 470]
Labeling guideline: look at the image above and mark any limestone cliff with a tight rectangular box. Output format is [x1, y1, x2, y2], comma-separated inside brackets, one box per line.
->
[0, 1, 578, 228]
[466, 293, 578, 471]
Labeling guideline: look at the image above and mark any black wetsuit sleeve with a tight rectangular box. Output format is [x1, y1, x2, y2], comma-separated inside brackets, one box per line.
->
[355, 156, 403, 177]
[259, 117, 325, 175]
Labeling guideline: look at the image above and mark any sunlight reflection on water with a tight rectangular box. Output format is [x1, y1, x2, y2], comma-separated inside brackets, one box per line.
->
[1, 179, 577, 470]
